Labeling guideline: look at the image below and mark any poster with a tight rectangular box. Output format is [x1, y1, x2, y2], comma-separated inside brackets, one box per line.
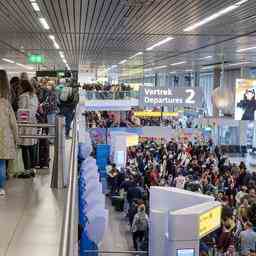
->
[235, 79, 256, 120]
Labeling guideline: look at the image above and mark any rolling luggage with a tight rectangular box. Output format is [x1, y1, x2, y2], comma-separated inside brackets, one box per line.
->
[38, 139, 50, 168]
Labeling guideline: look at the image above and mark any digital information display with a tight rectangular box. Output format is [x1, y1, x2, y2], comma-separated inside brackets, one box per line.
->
[126, 135, 139, 147]
[139, 87, 203, 107]
[176, 249, 195, 256]
[198, 206, 221, 238]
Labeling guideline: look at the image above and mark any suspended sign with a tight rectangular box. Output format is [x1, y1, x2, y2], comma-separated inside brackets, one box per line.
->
[139, 87, 203, 107]
[27, 54, 45, 64]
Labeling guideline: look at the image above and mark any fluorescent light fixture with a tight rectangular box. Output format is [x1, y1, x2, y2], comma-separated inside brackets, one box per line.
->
[16, 63, 34, 70]
[199, 56, 212, 60]
[185, 69, 193, 72]
[153, 65, 167, 70]
[146, 37, 174, 51]
[2, 58, 15, 64]
[31, 2, 40, 11]
[119, 59, 127, 65]
[201, 66, 213, 70]
[54, 42, 60, 49]
[237, 46, 256, 53]
[39, 18, 50, 30]
[49, 35, 55, 41]
[63, 59, 67, 64]
[129, 52, 143, 59]
[170, 61, 186, 66]
[169, 71, 177, 74]
[184, 0, 248, 32]
[229, 61, 252, 66]
[59, 51, 65, 58]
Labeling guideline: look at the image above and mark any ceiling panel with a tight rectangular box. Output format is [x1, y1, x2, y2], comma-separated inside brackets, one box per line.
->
[0, 0, 256, 73]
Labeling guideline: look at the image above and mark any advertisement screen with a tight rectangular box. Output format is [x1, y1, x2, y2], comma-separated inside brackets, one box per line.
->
[235, 79, 256, 120]
[176, 249, 195, 256]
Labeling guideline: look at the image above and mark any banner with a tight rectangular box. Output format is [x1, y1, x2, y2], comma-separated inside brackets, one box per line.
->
[235, 79, 256, 120]
[139, 87, 203, 107]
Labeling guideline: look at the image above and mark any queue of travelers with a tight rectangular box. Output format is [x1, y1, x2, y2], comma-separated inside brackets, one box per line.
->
[107, 137, 256, 255]
[0, 69, 78, 197]
[82, 83, 132, 92]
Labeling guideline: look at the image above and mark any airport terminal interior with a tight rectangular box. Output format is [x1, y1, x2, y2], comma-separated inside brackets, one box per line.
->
[3, 0, 256, 256]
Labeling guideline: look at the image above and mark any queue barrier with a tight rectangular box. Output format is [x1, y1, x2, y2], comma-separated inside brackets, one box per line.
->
[17, 115, 67, 189]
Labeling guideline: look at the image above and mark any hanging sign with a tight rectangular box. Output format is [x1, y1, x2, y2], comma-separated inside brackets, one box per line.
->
[139, 86, 203, 107]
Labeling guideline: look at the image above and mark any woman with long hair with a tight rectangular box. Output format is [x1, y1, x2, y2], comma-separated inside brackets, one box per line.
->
[0, 70, 18, 196]
[18, 80, 38, 173]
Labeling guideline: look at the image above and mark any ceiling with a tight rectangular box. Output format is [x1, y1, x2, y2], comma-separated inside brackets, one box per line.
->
[1, 0, 256, 74]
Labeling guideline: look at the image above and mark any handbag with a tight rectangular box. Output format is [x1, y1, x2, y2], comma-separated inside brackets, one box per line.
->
[7, 148, 25, 177]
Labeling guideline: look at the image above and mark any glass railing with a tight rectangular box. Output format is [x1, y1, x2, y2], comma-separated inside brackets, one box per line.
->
[82, 90, 139, 100]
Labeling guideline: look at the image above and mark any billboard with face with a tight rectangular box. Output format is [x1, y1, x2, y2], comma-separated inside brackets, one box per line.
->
[235, 79, 256, 121]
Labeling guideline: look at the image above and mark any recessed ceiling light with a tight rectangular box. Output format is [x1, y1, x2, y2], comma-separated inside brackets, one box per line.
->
[170, 61, 186, 66]
[39, 18, 50, 30]
[184, 0, 248, 32]
[199, 56, 212, 60]
[201, 66, 213, 70]
[169, 71, 177, 74]
[153, 65, 167, 70]
[229, 61, 252, 66]
[54, 42, 60, 49]
[2, 58, 15, 64]
[129, 52, 143, 59]
[237, 46, 256, 53]
[146, 37, 174, 51]
[31, 2, 40, 11]
[49, 35, 55, 41]
[119, 59, 127, 65]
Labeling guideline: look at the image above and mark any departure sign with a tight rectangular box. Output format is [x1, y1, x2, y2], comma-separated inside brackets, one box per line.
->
[199, 206, 221, 238]
[28, 54, 45, 64]
[139, 87, 203, 107]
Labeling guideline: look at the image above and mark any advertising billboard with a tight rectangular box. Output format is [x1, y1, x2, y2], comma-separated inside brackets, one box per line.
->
[235, 79, 256, 120]
[139, 87, 203, 108]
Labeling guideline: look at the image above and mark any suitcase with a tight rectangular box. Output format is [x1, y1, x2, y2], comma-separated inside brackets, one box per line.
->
[38, 139, 50, 168]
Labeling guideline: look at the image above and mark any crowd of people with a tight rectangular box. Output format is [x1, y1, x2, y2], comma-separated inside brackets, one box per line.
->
[107, 137, 256, 255]
[82, 83, 132, 92]
[85, 110, 196, 129]
[0, 69, 78, 196]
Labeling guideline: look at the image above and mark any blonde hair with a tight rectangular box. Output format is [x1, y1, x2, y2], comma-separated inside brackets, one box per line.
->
[0, 70, 10, 99]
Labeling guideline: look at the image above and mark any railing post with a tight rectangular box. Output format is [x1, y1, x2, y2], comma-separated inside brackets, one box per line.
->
[51, 115, 66, 189]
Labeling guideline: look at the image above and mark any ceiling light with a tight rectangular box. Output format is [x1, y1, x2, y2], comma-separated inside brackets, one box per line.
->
[170, 61, 186, 66]
[119, 59, 127, 65]
[184, 0, 248, 32]
[31, 2, 40, 11]
[54, 42, 60, 49]
[237, 46, 256, 52]
[49, 35, 55, 41]
[153, 65, 167, 70]
[229, 61, 252, 66]
[16, 63, 34, 70]
[199, 56, 212, 60]
[129, 52, 143, 59]
[2, 58, 15, 64]
[201, 66, 213, 70]
[146, 37, 174, 51]
[59, 51, 65, 58]
[39, 18, 50, 30]
[185, 69, 193, 72]
[169, 71, 177, 74]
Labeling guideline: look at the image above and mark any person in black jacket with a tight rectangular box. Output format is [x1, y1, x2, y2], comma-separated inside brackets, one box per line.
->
[237, 89, 256, 120]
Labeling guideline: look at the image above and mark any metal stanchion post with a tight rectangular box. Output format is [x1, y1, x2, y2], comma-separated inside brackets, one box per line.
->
[51, 115, 66, 189]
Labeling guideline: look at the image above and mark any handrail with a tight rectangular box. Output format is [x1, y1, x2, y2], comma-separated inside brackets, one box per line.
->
[59, 114, 78, 256]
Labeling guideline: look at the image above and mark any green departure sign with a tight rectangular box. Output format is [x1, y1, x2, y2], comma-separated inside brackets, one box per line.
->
[27, 54, 45, 64]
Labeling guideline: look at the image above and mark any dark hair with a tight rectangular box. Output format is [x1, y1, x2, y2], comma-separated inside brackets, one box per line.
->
[20, 80, 35, 95]
[0, 70, 10, 99]
[10, 76, 20, 85]
[244, 89, 255, 101]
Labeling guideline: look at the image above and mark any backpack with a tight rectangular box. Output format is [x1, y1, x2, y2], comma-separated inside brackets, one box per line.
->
[59, 87, 73, 102]
[135, 213, 148, 232]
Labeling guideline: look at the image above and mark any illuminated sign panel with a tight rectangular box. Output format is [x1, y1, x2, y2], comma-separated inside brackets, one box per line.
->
[134, 111, 179, 117]
[199, 206, 221, 238]
[126, 135, 139, 147]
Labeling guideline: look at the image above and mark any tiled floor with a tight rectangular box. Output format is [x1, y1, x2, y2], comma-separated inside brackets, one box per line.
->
[0, 143, 70, 256]
[100, 199, 134, 256]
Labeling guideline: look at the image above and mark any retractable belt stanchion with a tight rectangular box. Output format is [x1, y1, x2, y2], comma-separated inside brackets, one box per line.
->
[51, 115, 66, 189]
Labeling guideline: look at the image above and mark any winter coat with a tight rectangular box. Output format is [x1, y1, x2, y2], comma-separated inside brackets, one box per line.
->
[0, 98, 18, 159]
[18, 92, 39, 146]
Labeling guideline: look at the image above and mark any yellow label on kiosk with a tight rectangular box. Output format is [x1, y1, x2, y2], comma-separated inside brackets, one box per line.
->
[198, 206, 221, 238]
[134, 111, 179, 117]
[126, 135, 139, 147]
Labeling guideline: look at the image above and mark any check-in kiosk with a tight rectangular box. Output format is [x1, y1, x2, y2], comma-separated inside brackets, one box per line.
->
[150, 187, 222, 256]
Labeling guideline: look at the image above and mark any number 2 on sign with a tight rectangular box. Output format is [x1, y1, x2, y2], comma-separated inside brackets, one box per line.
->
[185, 89, 195, 104]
